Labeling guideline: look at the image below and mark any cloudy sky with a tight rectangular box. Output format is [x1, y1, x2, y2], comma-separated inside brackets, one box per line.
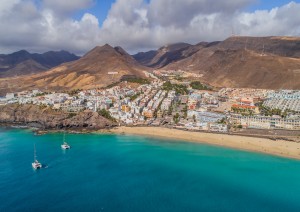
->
[0, 0, 300, 55]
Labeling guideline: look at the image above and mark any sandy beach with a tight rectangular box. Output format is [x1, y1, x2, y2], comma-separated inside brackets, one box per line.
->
[107, 126, 300, 160]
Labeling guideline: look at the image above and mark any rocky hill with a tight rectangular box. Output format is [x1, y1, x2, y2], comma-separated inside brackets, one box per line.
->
[0, 44, 148, 94]
[0, 104, 115, 130]
[135, 36, 300, 89]
[171, 48, 300, 89]
[165, 36, 300, 89]
[0, 50, 79, 77]
[216, 36, 300, 58]
[133, 42, 213, 68]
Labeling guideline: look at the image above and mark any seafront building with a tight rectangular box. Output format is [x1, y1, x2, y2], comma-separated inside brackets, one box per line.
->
[230, 114, 300, 130]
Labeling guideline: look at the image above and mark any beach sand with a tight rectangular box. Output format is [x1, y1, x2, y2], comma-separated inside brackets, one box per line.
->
[108, 127, 300, 160]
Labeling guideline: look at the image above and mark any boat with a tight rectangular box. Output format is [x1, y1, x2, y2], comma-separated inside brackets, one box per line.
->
[61, 132, 71, 149]
[32, 144, 42, 169]
[61, 142, 71, 149]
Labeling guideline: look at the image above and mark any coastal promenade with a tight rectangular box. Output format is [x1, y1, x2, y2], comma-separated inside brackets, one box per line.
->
[108, 127, 300, 160]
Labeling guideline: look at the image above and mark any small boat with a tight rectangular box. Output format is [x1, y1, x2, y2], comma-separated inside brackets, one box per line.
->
[61, 132, 71, 149]
[61, 142, 71, 149]
[32, 144, 42, 169]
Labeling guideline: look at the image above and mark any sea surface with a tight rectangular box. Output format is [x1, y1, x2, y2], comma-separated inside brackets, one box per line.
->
[1, 128, 300, 211]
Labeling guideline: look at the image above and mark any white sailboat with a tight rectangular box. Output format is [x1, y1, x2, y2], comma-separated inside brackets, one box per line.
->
[32, 144, 42, 169]
[61, 132, 71, 149]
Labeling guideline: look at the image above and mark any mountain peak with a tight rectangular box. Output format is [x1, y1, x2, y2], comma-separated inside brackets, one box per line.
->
[11, 50, 30, 57]
[103, 43, 112, 48]
[99, 44, 115, 51]
[84, 44, 116, 57]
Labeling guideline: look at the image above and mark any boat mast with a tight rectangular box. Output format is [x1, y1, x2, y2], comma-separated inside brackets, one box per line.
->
[34, 144, 37, 162]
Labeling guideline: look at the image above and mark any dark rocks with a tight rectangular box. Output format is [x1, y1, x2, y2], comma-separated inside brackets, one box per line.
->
[0, 104, 115, 130]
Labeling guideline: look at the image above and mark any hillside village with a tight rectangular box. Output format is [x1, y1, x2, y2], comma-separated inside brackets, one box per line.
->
[1, 70, 300, 133]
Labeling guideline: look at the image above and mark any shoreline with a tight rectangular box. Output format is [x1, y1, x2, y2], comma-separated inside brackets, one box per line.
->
[2, 123, 300, 160]
[107, 126, 300, 160]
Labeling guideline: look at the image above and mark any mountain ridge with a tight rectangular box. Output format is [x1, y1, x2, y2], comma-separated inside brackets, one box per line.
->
[167, 37, 300, 89]
[0, 50, 79, 77]
[134, 36, 300, 89]
[1, 36, 300, 94]
[0, 44, 148, 94]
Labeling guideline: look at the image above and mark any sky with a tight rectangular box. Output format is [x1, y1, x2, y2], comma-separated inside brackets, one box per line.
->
[0, 0, 300, 55]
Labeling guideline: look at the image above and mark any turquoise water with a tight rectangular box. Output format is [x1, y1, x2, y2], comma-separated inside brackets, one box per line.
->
[1, 128, 300, 211]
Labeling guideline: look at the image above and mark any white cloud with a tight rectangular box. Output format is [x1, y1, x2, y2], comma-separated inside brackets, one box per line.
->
[147, 0, 254, 27]
[236, 2, 300, 36]
[101, 0, 300, 52]
[42, 0, 94, 16]
[0, 0, 300, 54]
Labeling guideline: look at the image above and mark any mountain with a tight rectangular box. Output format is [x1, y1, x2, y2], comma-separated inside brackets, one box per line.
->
[1, 36, 300, 93]
[133, 42, 211, 68]
[135, 36, 300, 89]
[164, 36, 300, 89]
[133, 42, 221, 68]
[0, 44, 148, 94]
[0, 50, 79, 77]
[216, 36, 300, 58]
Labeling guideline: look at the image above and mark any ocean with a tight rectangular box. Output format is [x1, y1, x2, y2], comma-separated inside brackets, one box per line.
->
[1, 127, 300, 211]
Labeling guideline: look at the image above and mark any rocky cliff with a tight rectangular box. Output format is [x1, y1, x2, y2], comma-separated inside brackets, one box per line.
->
[0, 104, 115, 130]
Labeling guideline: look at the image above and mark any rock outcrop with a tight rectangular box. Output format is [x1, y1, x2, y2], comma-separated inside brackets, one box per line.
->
[0, 104, 115, 130]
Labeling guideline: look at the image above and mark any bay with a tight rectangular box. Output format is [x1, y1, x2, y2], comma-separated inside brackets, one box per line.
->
[1, 128, 300, 211]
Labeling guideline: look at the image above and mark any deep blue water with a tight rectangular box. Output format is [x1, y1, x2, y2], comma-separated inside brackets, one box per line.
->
[1, 128, 300, 211]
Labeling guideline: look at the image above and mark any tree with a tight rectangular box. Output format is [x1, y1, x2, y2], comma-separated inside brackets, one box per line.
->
[168, 104, 173, 115]
[217, 117, 226, 124]
[162, 81, 188, 95]
[190, 81, 210, 90]
[173, 113, 180, 124]
[97, 109, 116, 122]
[130, 93, 141, 101]
[121, 78, 150, 84]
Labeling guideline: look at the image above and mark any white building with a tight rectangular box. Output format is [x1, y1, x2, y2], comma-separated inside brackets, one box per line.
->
[161, 98, 172, 111]
[6, 93, 15, 100]
[230, 114, 300, 130]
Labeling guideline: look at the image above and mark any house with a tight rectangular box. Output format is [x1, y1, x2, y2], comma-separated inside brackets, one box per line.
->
[188, 99, 197, 110]
[53, 103, 61, 110]
[209, 123, 228, 133]
[240, 97, 254, 106]
[161, 98, 172, 111]
[143, 110, 154, 118]
[121, 105, 131, 113]
[6, 93, 15, 100]
[157, 110, 163, 118]
[180, 96, 188, 105]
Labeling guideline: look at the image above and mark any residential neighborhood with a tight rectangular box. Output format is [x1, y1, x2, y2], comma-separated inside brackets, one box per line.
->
[1, 79, 300, 132]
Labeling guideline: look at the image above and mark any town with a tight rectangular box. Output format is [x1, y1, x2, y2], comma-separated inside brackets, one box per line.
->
[1, 71, 300, 133]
